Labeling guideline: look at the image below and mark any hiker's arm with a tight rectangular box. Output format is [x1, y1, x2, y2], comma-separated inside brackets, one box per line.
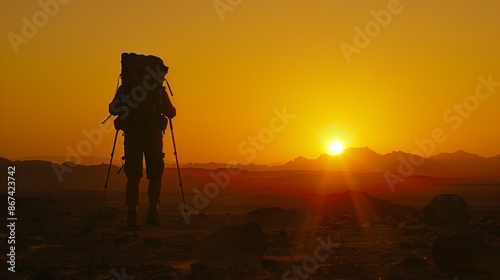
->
[108, 86, 125, 116]
[162, 90, 176, 118]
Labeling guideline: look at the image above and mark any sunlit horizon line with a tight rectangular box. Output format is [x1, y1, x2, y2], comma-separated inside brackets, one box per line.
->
[4, 146, 500, 167]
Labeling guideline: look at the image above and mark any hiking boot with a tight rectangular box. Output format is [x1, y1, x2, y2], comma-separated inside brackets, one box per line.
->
[146, 205, 161, 226]
[126, 208, 138, 228]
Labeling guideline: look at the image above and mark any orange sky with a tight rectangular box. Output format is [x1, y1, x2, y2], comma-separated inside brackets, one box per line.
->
[1, 0, 499, 165]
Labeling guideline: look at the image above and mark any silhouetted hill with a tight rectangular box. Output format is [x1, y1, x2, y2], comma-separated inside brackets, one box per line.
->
[281, 147, 383, 172]
[1, 148, 499, 194]
[14, 155, 122, 166]
[0, 158, 61, 188]
[0, 157, 12, 167]
[319, 190, 418, 217]
[278, 148, 500, 177]
[428, 150, 500, 175]
[0, 157, 127, 193]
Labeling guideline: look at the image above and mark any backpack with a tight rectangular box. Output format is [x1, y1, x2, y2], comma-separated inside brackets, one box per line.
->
[114, 52, 170, 131]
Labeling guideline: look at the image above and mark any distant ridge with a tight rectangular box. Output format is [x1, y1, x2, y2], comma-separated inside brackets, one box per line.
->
[13, 155, 122, 166]
[319, 190, 418, 217]
[2, 148, 499, 178]
[279, 148, 500, 177]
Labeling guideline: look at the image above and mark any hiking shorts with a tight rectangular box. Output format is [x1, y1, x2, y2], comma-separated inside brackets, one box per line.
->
[123, 128, 165, 180]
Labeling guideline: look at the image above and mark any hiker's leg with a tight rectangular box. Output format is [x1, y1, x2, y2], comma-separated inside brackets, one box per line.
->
[125, 177, 141, 208]
[124, 132, 144, 205]
[146, 178, 162, 225]
[148, 178, 162, 206]
[144, 130, 164, 226]
[123, 132, 144, 226]
[144, 130, 164, 205]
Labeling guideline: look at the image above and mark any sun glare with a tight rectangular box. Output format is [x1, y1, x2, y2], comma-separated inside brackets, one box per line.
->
[328, 140, 345, 155]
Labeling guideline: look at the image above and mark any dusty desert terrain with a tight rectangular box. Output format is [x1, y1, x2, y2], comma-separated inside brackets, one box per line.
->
[0, 163, 499, 279]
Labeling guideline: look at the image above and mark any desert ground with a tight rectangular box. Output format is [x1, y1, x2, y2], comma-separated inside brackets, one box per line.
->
[0, 163, 499, 280]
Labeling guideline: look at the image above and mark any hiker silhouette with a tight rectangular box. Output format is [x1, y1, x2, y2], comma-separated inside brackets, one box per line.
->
[108, 53, 176, 228]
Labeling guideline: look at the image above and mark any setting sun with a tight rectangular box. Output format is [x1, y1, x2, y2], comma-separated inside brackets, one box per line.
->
[328, 140, 345, 155]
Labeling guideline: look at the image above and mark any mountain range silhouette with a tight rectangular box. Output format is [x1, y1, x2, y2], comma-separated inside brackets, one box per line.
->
[179, 148, 499, 177]
[3, 148, 500, 181]
[279, 148, 500, 177]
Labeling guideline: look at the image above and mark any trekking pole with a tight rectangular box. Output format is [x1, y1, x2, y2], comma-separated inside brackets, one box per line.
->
[166, 79, 174, 96]
[168, 118, 187, 213]
[99, 129, 119, 220]
[101, 114, 112, 124]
